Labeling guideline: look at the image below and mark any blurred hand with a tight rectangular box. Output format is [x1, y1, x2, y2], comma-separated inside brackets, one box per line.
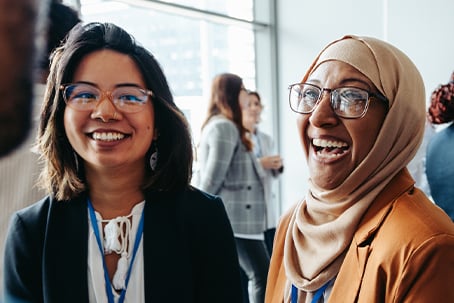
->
[260, 155, 283, 170]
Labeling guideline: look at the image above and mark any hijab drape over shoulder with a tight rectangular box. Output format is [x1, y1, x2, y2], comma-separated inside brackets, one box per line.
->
[283, 35, 426, 302]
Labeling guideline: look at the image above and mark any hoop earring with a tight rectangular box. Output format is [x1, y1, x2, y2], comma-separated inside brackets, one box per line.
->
[149, 147, 158, 171]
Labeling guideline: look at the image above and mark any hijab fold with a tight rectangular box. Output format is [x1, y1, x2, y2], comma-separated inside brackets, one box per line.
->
[283, 35, 426, 302]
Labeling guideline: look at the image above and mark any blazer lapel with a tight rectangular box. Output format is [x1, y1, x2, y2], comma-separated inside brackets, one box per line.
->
[43, 196, 89, 302]
[143, 190, 195, 302]
[248, 151, 266, 183]
[329, 169, 414, 302]
[143, 190, 180, 302]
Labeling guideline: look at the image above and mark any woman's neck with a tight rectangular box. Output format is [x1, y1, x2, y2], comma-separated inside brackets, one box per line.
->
[85, 166, 145, 219]
[243, 120, 256, 133]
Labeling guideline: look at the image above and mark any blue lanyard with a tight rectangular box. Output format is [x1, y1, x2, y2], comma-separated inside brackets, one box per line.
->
[291, 280, 331, 303]
[88, 199, 145, 303]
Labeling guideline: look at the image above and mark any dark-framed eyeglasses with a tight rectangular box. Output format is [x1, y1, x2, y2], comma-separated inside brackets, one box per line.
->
[288, 82, 388, 119]
[60, 83, 153, 113]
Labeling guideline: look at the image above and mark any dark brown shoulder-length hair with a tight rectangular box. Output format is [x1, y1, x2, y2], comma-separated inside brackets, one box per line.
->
[201, 73, 252, 151]
[38, 22, 193, 200]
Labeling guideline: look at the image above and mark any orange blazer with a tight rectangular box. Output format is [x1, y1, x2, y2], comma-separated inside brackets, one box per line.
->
[266, 169, 454, 303]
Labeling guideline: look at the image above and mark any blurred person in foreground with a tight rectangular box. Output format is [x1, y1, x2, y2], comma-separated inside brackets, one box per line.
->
[195, 73, 270, 303]
[265, 35, 454, 303]
[242, 90, 283, 254]
[3, 22, 242, 303]
[0, 1, 80, 296]
[426, 71, 454, 221]
[0, 0, 48, 155]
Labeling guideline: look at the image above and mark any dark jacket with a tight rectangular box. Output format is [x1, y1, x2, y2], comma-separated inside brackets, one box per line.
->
[3, 187, 243, 303]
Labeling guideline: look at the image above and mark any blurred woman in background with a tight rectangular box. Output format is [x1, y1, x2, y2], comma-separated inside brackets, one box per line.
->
[242, 90, 283, 254]
[196, 73, 270, 303]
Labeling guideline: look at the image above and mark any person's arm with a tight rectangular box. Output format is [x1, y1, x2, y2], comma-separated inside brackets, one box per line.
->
[259, 155, 284, 175]
[257, 131, 283, 177]
[197, 120, 240, 194]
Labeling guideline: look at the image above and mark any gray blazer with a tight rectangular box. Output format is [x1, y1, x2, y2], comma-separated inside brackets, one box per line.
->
[254, 129, 283, 229]
[195, 115, 266, 234]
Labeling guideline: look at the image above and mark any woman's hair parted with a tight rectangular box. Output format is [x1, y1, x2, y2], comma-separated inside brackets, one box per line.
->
[38, 22, 193, 201]
[427, 71, 454, 124]
[201, 73, 252, 151]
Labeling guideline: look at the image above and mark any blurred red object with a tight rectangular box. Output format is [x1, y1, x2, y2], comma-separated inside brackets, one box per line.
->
[427, 71, 454, 124]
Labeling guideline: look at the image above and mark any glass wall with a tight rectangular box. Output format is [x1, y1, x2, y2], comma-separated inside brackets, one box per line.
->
[73, 0, 272, 145]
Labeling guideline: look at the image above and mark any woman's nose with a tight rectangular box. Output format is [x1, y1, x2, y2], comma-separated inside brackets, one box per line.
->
[308, 93, 338, 128]
[90, 97, 121, 122]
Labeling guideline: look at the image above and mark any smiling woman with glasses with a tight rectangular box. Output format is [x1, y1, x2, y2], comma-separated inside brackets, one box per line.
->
[266, 35, 454, 303]
[3, 22, 243, 303]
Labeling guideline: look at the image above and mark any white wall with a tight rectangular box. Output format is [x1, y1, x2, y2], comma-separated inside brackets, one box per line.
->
[275, 0, 454, 213]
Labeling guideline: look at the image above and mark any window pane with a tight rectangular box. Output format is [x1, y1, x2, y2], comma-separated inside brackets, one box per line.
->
[158, 0, 254, 20]
[80, 0, 256, 143]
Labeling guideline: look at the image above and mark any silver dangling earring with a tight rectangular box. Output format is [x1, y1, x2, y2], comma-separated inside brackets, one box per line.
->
[149, 148, 158, 171]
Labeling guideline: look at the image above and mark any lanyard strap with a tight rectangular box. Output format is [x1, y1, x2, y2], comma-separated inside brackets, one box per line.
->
[291, 280, 331, 303]
[88, 199, 145, 303]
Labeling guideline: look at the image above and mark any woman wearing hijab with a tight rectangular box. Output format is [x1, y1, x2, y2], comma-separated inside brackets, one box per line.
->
[265, 35, 454, 303]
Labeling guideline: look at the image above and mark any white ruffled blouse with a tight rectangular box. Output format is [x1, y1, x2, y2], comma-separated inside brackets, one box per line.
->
[87, 201, 146, 303]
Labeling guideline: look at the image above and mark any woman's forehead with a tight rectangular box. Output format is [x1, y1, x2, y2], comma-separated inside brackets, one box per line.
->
[307, 60, 375, 90]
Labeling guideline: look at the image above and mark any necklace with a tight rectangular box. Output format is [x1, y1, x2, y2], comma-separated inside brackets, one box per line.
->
[87, 199, 145, 303]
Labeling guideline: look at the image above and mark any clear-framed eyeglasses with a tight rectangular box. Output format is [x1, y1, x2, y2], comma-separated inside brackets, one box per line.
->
[60, 83, 153, 113]
[288, 83, 388, 119]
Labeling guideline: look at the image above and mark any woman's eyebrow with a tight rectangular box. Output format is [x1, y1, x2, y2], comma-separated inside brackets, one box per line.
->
[338, 77, 372, 89]
[306, 77, 372, 89]
[115, 83, 143, 88]
[71, 82, 144, 89]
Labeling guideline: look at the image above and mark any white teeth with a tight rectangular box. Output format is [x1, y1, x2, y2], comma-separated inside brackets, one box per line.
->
[92, 132, 125, 141]
[316, 150, 344, 158]
[313, 138, 348, 148]
[313, 138, 348, 159]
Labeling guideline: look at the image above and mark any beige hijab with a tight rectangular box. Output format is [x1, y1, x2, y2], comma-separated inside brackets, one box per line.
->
[283, 35, 426, 302]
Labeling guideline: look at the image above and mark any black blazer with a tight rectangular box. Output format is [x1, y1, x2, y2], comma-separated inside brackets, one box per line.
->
[3, 187, 243, 303]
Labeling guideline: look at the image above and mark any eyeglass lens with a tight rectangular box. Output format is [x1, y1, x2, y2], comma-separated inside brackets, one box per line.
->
[289, 83, 370, 118]
[63, 83, 149, 113]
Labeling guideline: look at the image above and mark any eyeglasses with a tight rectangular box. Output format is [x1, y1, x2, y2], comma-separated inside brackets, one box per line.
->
[60, 83, 153, 113]
[288, 83, 388, 119]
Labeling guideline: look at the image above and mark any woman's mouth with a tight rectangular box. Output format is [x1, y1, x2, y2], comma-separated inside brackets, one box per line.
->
[312, 138, 349, 159]
[91, 131, 126, 141]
